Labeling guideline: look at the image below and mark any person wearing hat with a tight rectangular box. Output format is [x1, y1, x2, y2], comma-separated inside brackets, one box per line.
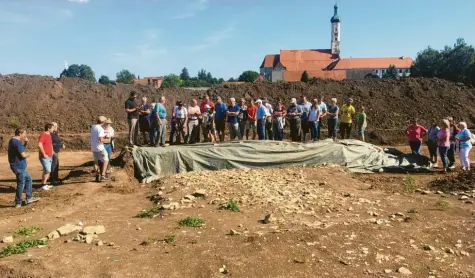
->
[256, 99, 267, 140]
[172, 100, 188, 144]
[90, 116, 110, 182]
[286, 98, 303, 142]
[103, 118, 115, 178]
[125, 91, 139, 146]
[202, 105, 217, 143]
[339, 98, 356, 140]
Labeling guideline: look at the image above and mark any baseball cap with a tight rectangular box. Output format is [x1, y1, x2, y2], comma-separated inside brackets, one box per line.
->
[290, 98, 297, 104]
[255, 99, 262, 103]
[105, 118, 113, 124]
[98, 116, 107, 123]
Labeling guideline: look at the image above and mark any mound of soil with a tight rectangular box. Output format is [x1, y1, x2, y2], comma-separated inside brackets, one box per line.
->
[1, 74, 474, 141]
[430, 167, 475, 192]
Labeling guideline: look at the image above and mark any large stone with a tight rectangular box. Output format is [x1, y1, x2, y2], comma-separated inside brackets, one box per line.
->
[263, 214, 274, 224]
[161, 202, 180, 210]
[193, 189, 207, 198]
[184, 195, 196, 201]
[397, 267, 412, 275]
[85, 234, 94, 244]
[47, 231, 60, 240]
[56, 224, 81, 236]
[82, 225, 106, 235]
[2, 236, 13, 243]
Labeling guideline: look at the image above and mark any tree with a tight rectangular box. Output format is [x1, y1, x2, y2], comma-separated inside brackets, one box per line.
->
[116, 69, 136, 84]
[98, 75, 112, 85]
[228, 77, 236, 82]
[161, 74, 183, 88]
[411, 46, 444, 78]
[206, 72, 213, 82]
[238, 70, 259, 82]
[60, 64, 96, 82]
[383, 65, 398, 78]
[218, 78, 225, 83]
[301, 71, 309, 82]
[197, 69, 207, 81]
[180, 67, 190, 81]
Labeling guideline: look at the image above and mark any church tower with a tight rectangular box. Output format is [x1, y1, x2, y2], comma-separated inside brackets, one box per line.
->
[330, 4, 341, 57]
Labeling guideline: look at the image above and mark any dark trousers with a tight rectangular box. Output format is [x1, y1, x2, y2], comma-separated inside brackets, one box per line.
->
[317, 120, 323, 139]
[448, 142, 456, 166]
[239, 121, 246, 140]
[439, 146, 449, 168]
[265, 119, 273, 141]
[289, 118, 301, 142]
[51, 152, 60, 183]
[328, 118, 338, 138]
[427, 139, 438, 162]
[409, 140, 422, 155]
[257, 119, 266, 140]
[339, 122, 352, 139]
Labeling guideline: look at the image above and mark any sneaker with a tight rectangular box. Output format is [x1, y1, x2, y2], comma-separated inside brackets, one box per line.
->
[52, 181, 64, 186]
[41, 184, 52, 191]
[100, 176, 110, 182]
[15, 203, 22, 208]
[26, 197, 40, 204]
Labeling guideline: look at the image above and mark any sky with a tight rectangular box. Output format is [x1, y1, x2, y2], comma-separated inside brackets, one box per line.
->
[1, 0, 474, 80]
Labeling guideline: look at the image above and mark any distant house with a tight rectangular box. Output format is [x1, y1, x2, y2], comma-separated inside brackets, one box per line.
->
[133, 76, 164, 88]
[259, 4, 413, 81]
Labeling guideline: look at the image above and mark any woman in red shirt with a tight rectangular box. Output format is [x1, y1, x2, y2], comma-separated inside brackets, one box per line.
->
[406, 118, 427, 155]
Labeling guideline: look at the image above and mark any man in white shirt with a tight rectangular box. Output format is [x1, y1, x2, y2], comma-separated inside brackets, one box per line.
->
[187, 99, 201, 144]
[90, 116, 110, 182]
[263, 98, 273, 140]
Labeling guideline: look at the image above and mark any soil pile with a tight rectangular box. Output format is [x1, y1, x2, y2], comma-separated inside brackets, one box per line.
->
[430, 167, 475, 191]
[1, 74, 474, 136]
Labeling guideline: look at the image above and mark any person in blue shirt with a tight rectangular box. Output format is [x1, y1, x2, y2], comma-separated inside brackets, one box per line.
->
[214, 96, 228, 142]
[256, 99, 267, 140]
[455, 122, 473, 171]
[286, 98, 303, 142]
[327, 98, 340, 141]
[151, 96, 168, 147]
[226, 98, 241, 141]
[8, 128, 40, 208]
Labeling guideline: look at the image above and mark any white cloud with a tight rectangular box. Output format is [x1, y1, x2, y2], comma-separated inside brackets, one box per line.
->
[172, 0, 209, 19]
[68, 0, 89, 3]
[189, 24, 235, 52]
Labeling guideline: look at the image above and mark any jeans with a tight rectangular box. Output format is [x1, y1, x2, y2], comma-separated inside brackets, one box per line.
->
[459, 147, 471, 169]
[339, 122, 352, 139]
[409, 141, 422, 155]
[51, 152, 59, 183]
[228, 122, 241, 141]
[289, 118, 301, 142]
[427, 139, 438, 162]
[12, 168, 33, 205]
[327, 118, 338, 138]
[448, 142, 456, 166]
[309, 121, 319, 140]
[187, 119, 200, 144]
[272, 121, 283, 141]
[128, 118, 139, 145]
[439, 146, 449, 168]
[257, 119, 266, 140]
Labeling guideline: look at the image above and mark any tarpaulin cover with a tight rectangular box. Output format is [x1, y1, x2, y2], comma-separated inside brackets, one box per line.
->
[132, 139, 431, 183]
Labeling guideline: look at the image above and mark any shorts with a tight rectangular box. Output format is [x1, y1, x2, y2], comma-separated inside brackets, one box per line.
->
[93, 149, 109, 163]
[359, 129, 365, 135]
[246, 120, 257, 131]
[40, 157, 52, 174]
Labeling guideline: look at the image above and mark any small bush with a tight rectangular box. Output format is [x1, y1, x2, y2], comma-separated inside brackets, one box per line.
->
[135, 207, 162, 218]
[13, 226, 42, 237]
[164, 234, 176, 244]
[10, 117, 20, 128]
[179, 216, 204, 228]
[404, 175, 417, 193]
[0, 240, 48, 258]
[407, 209, 418, 214]
[223, 200, 240, 212]
[436, 199, 450, 211]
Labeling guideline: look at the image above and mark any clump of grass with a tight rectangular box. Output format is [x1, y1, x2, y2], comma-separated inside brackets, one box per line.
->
[9, 117, 20, 128]
[179, 216, 204, 228]
[164, 234, 176, 244]
[407, 209, 418, 214]
[13, 226, 42, 237]
[222, 199, 240, 212]
[140, 237, 155, 246]
[0, 240, 48, 258]
[436, 199, 450, 211]
[403, 175, 417, 193]
[135, 207, 162, 218]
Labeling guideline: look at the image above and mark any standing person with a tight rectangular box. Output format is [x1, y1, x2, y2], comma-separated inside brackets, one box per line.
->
[200, 95, 215, 142]
[169, 101, 179, 145]
[202, 105, 217, 143]
[9, 128, 40, 208]
[272, 100, 286, 141]
[447, 117, 460, 169]
[51, 122, 65, 186]
[173, 101, 188, 144]
[187, 99, 201, 144]
[356, 106, 368, 142]
[339, 98, 356, 139]
[263, 98, 274, 140]
[246, 99, 257, 140]
[152, 96, 167, 147]
[437, 119, 451, 172]
[300, 96, 312, 142]
[238, 98, 248, 140]
[125, 91, 139, 146]
[103, 118, 115, 178]
[427, 119, 440, 164]
[327, 98, 340, 141]
[286, 98, 303, 142]
[308, 99, 321, 141]
[226, 98, 241, 141]
[138, 96, 152, 145]
[148, 101, 157, 145]
[38, 123, 54, 191]
[215, 96, 228, 142]
[456, 122, 473, 171]
[256, 99, 267, 140]
[317, 96, 328, 140]
[406, 118, 428, 155]
[90, 116, 110, 182]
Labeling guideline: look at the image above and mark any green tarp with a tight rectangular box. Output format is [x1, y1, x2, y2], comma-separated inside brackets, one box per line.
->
[132, 139, 430, 183]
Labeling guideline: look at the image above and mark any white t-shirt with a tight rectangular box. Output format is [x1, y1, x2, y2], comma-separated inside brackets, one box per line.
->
[174, 107, 188, 119]
[90, 124, 105, 152]
[104, 125, 115, 138]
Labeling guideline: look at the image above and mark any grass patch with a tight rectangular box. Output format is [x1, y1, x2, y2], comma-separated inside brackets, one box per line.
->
[140, 237, 155, 246]
[13, 226, 42, 237]
[179, 216, 204, 228]
[135, 207, 162, 218]
[0, 240, 48, 258]
[403, 175, 417, 193]
[436, 199, 450, 211]
[9, 117, 20, 129]
[407, 209, 418, 214]
[164, 234, 176, 244]
[222, 199, 240, 212]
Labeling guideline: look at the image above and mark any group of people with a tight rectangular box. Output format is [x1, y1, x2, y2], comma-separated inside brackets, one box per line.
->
[124, 91, 368, 146]
[406, 117, 473, 172]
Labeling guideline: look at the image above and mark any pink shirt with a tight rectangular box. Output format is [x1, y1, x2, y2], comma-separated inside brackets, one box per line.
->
[437, 128, 450, 147]
[406, 124, 427, 142]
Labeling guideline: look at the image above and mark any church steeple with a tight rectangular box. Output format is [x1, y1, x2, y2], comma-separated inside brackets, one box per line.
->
[330, 3, 341, 56]
[331, 4, 341, 23]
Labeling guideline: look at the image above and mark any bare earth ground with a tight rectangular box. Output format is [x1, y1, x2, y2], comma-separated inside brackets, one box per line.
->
[0, 149, 475, 278]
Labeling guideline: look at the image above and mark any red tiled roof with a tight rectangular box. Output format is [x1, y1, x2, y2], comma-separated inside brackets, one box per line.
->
[330, 57, 414, 70]
[260, 54, 280, 68]
[279, 49, 336, 72]
[283, 70, 346, 82]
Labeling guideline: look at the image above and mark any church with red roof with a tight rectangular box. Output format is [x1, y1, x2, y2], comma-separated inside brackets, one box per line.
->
[259, 4, 413, 82]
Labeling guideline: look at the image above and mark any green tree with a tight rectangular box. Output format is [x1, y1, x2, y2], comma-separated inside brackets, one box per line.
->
[238, 70, 259, 82]
[116, 69, 136, 84]
[60, 64, 96, 82]
[300, 71, 309, 82]
[197, 69, 207, 81]
[411, 46, 444, 77]
[98, 75, 111, 85]
[206, 72, 213, 82]
[383, 65, 398, 78]
[161, 74, 183, 88]
[218, 78, 225, 83]
[228, 77, 236, 82]
[180, 67, 190, 81]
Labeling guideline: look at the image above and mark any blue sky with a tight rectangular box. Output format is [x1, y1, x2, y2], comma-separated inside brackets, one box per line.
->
[1, 0, 474, 80]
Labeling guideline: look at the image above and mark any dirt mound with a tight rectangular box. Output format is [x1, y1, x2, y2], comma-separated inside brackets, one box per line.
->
[430, 166, 475, 192]
[1, 74, 474, 140]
